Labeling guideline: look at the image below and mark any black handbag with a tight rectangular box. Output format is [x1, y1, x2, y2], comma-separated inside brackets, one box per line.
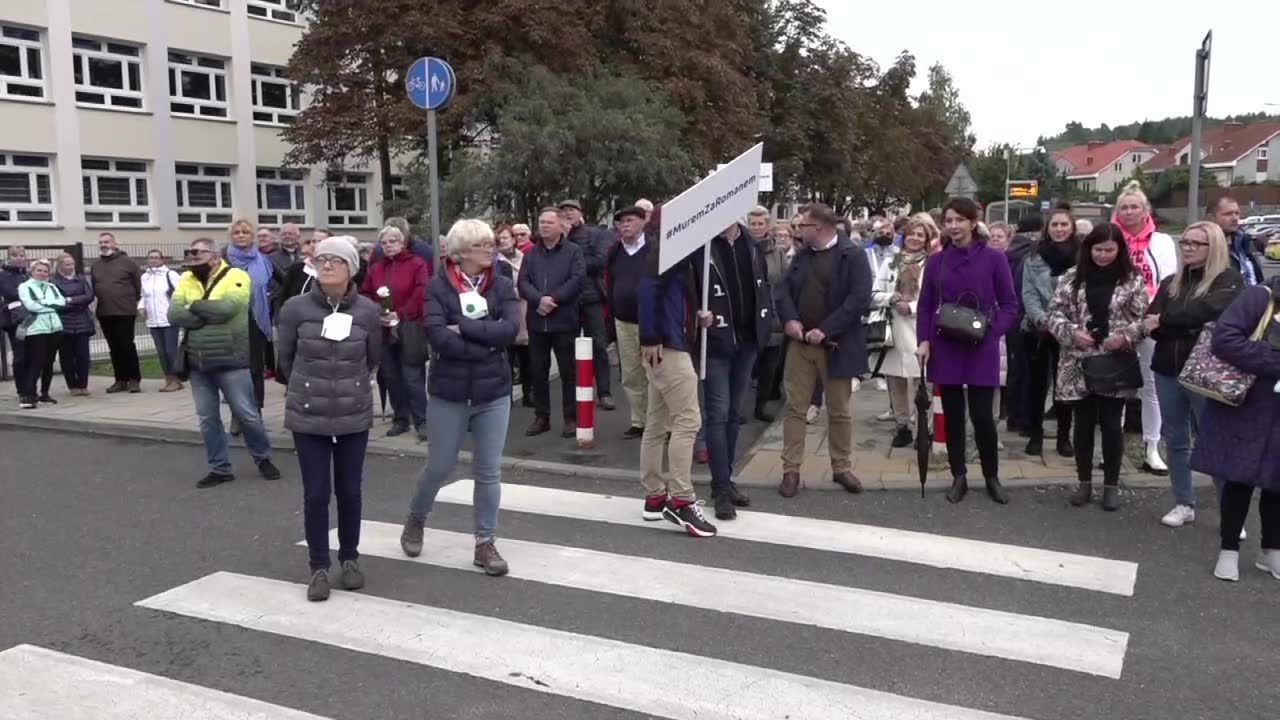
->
[1081, 350, 1143, 395]
[937, 292, 989, 344]
[865, 318, 891, 349]
[173, 266, 230, 381]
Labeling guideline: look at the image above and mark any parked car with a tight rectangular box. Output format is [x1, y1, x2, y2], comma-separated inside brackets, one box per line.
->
[1266, 235, 1280, 261]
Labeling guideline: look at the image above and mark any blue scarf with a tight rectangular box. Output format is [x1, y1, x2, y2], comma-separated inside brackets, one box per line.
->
[226, 243, 274, 337]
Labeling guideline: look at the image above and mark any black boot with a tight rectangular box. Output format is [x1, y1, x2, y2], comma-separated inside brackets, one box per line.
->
[1056, 434, 1075, 458]
[946, 475, 968, 503]
[1101, 485, 1120, 512]
[1024, 436, 1043, 456]
[1069, 482, 1092, 506]
[985, 477, 1010, 505]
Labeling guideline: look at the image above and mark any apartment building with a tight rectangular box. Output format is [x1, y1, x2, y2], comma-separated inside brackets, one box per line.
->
[0, 0, 396, 251]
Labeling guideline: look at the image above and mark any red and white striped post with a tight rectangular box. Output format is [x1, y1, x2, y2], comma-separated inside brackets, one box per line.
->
[930, 385, 947, 455]
[575, 335, 595, 448]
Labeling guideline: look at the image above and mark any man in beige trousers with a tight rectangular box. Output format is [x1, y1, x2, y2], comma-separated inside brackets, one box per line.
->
[605, 206, 651, 439]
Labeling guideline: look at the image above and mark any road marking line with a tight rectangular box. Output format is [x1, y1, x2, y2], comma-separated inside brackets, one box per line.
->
[325, 523, 1127, 677]
[431, 480, 1139, 596]
[138, 572, 1035, 720]
[0, 644, 331, 719]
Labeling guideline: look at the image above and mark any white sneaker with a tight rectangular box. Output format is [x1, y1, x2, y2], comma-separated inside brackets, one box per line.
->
[1144, 442, 1168, 473]
[1161, 505, 1196, 528]
[874, 378, 888, 391]
[1214, 550, 1240, 582]
[805, 405, 820, 424]
[849, 377, 862, 393]
[1240, 528, 1248, 541]
[876, 409, 895, 422]
[1255, 549, 1280, 580]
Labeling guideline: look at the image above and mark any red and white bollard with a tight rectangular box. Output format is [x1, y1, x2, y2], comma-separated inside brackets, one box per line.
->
[930, 384, 947, 455]
[575, 335, 595, 448]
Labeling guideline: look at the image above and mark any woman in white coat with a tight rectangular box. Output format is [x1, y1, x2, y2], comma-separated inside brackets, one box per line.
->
[1112, 181, 1178, 475]
[139, 249, 185, 392]
[872, 213, 936, 448]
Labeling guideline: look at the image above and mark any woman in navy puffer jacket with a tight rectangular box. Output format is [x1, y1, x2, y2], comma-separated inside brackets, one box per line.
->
[399, 219, 519, 577]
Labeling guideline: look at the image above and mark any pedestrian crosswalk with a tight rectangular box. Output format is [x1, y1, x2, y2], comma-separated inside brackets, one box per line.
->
[7, 480, 1142, 719]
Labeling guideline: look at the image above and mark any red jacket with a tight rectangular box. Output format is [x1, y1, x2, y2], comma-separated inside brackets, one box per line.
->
[360, 251, 429, 321]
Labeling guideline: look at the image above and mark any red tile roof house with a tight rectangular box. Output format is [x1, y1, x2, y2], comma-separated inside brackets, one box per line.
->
[1054, 140, 1161, 198]
[1141, 121, 1280, 187]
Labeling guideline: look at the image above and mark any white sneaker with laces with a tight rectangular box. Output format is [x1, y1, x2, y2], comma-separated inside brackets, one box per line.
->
[1255, 549, 1280, 580]
[805, 405, 820, 424]
[876, 409, 895, 422]
[1214, 550, 1240, 582]
[874, 378, 887, 391]
[1161, 505, 1196, 528]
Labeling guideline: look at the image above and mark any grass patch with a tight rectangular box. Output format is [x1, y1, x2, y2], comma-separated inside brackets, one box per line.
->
[92, 353, 167, 380]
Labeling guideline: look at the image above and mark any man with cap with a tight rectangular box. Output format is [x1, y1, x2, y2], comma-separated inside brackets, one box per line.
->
[559, 199, 615, 411]
[168, 236, 281, 488]
[605, 205, 652, 438]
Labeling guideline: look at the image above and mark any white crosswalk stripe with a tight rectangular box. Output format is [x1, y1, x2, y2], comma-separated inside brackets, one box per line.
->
[136, 571, 1034, 720]
[0, 644, 333, 719]
[333, 523, 1129, 678]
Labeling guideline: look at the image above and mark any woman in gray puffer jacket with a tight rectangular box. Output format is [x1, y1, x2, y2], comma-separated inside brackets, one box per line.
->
[276, 236, 382, 602]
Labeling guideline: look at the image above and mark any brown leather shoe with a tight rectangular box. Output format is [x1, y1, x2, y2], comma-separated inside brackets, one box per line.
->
[779, 471, 801, 498]
[832, 471, 864, 494]
[525, 416, 551, 436]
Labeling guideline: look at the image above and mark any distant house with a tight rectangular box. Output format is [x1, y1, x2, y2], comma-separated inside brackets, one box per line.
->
[1141, 121, 1280, 186]
[1054, 140, 1160, 198]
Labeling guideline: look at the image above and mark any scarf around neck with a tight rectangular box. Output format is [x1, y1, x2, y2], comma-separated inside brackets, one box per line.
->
[1038, 237, 1078, 276]
[893, 249, 927, 298]
[226, 243, 274, 337]
[1115, 216, 1157, 298]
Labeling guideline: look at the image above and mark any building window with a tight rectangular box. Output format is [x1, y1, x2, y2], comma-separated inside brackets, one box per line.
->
[0, 153, 55, 225]
[247, 0, 304, 24]
[250, 63, 300, 125]
[1113, 161, 1121, 172]
[72, 36, 144, 109]
[168, 51, 228, 118]
[256, 167, 307, 225]
[326, 172, 369, 226]
[82, 158, 151, 225]
[1260, 147, 1270, 161]
[175, 163, 233, 226]
[387, 175, 409, 201]
[0, 25, 45, 100]
[169, 0, 225, 8]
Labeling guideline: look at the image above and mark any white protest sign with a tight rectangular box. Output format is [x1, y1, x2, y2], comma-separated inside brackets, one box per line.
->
[659, 143, 763, 273]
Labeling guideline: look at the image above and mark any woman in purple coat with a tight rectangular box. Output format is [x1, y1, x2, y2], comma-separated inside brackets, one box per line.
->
[1190, 277, 1280, 583]
[917, 198, 1020, 504]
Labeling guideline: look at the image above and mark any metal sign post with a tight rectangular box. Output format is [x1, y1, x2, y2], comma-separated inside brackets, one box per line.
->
[1188, 31, 1212, 223]
[405, 56, 456, 257]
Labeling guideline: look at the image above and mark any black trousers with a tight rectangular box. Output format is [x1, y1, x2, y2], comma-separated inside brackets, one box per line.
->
[4, 327, 25, 393]
[1024, 331, 1072, 439]
[939, 385, 999, 481]
[1072, 395, 1125, 486]
[98, 315, 141, 383]
[58, 332, 92, 390]
[1220, 482, 1280, 551]
[248, 318, 267, 409]
[17, 332, 59, 398]
[755, 344, 784, 412]
[1005, 329, 1028, 425]
[529, 331, 576, 422]
[509, 344, 531, 400]
[580, 302, 611, 398]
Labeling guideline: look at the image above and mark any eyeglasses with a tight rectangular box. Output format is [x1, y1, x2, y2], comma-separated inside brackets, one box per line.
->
[796, 222, 817, 229]
[183, 249, 212, 259]
[1178, 239, 1210, 248]
[316, 255, 349, 267]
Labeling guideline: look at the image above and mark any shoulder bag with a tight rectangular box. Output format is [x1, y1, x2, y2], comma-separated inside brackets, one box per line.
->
[933, 257, 989, 344]
[172, 267, 230, 381]
[1081, 350, 1143, 394]
[1178, 288, 1274, 406]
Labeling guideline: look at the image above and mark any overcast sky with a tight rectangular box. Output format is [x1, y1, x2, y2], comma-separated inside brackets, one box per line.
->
[818, 0, 1280, 149]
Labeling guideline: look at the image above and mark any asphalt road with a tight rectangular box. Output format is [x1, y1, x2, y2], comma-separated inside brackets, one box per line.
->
[1, 429, 1275, 719]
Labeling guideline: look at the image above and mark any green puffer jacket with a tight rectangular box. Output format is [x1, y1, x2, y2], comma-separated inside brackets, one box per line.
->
[167, 264, 252, 371]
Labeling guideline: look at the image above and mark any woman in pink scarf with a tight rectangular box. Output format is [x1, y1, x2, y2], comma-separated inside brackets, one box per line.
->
[1112, 181, 1178, 475]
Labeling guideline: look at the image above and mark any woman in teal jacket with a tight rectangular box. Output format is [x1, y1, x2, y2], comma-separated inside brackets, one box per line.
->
[16, 258, 66, 409]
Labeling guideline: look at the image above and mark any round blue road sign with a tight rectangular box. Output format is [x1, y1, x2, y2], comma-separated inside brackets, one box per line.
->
[406, 57, 456, 111]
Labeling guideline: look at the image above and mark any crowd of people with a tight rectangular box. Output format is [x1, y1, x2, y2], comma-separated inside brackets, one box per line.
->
[2, 183, 1277, 599]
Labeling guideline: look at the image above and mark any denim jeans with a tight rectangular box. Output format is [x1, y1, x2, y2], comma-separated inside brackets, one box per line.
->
[1154, 371, 1208, 506]
[704, 345, 758, 494]
[380, 341, 427, 429]
[294, 431, 368, 571]
[408, 395, 510, 542]
[188, 367, 272, 474]
[150, 326, 181, 377]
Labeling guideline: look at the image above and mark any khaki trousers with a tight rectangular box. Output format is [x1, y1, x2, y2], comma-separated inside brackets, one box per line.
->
[782, 342, 853, 473]
[639, 348, 701, 501]
[615, 321, 648, 428]
[887, 375, 918, 429]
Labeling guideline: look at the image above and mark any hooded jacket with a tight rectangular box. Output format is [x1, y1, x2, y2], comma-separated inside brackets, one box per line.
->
[426, 260, 520, 404]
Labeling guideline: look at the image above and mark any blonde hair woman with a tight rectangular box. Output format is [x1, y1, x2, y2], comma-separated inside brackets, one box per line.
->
[224, 218, 281, 419]
[872, 213, 932, 447]
[1112, 181, 1178, 475]
[1145, 221, 1244, 528]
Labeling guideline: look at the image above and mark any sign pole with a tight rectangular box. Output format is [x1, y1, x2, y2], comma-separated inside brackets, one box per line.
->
[428, 109, 441, 258]
[1188, 31, 1212, 224]
[1003, 147, 1012, 224]
[405, 55, 456, 259]
[699, 245, 711, 380]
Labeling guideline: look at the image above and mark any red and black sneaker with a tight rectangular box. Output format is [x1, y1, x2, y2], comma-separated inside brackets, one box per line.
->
[642, 493, 667, 522]
[663, 498, 717, 538]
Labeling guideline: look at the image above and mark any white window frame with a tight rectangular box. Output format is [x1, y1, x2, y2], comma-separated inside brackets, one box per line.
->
[72, 36, 145, 110]
[325, 172, 371, 227]
[250, 63, 300, 125]
[176, 163, 234, 226]
[387, 175, 409, 201]
[256, 167, 308, 226]
[0, 153, 55, 226]
[167, 0, 226, 9]
[247, 0, 304, 24]
[1259, 147, 1270, 161]
[0, 24, 46, 101]
[82, 158, 152, 226]
[168, 50, 229, 119]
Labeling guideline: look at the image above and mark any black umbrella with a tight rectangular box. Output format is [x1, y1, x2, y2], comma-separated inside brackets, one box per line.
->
[914, 368, 932, 498]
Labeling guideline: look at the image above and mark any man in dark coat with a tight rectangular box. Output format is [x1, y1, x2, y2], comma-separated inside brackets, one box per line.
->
[0, 246, 30, 395]
[1004, 219, 1038, 432]
[775, 203, 873, 498]
[559, 199, 614, 410]
[90, 232, 143, 393]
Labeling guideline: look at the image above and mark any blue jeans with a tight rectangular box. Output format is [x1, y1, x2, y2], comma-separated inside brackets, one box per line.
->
[294, 431, 368, 571]
[380, 341, 427, 428]
[408, 395, 510, 542]
[1154, 372, 1207, 506]
[150, 326, 181, 376]
[704, 345, 758, 494]
[189, 368, 272, 474]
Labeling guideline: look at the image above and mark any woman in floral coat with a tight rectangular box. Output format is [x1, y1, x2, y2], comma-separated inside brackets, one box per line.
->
[1046, 224, 1149, 511]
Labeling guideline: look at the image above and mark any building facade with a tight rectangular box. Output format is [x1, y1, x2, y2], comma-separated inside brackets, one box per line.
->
[0, 0, 396, 252]
[1053, 140, 1159, 198]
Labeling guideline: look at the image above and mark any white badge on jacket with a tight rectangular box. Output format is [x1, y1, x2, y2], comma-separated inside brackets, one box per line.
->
[321, 312, 353, 342]
[458, 274, 488, 320]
